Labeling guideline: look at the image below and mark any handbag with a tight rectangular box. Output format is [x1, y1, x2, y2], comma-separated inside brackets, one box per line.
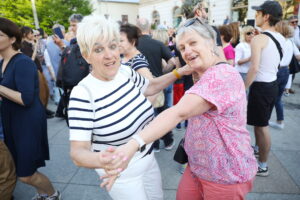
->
[173, 138, 188, 164]
[289, 54, 300, 74]
[153, 91, 165, 108]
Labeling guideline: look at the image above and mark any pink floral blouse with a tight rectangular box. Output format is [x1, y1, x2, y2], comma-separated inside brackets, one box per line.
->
[184, 63, 257, 184]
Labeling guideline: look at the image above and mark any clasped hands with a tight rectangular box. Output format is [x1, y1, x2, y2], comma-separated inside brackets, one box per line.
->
[98, 142, 137, 191]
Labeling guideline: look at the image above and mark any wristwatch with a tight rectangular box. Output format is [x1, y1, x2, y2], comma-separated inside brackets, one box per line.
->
[132, 135, 146, 152]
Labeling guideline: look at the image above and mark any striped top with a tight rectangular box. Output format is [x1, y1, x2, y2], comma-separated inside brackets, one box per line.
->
[122, 53, 149, 71]
[68, 65, 154, 159]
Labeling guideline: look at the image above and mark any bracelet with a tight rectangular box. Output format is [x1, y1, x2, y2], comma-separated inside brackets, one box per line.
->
[172, 69, 181, 79]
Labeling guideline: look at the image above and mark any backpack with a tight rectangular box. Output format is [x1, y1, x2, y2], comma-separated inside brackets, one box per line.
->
[56, 43, 90, 89]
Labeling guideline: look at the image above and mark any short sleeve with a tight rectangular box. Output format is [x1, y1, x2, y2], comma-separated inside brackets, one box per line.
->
[234, 44, 243, 65]
[186, 65, 243, 114]
[131, 55, 149, 71]
[68, 85, 94, 141]
[14, 58, 37, 106]
[292, 41, 300, 56]
[224, 46, 235, 60]
[161, 43, 173, 62]
[120, 65, 149, 94]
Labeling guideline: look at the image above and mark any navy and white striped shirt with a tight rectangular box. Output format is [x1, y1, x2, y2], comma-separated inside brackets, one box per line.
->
[68, 65, 154, 157]
[122, 53, 149, 71]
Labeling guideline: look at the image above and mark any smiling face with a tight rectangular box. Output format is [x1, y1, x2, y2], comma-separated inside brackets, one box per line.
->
[177, 30, 214, 72]
[119, 32, 135, 55]
[84, 39, 121, 81]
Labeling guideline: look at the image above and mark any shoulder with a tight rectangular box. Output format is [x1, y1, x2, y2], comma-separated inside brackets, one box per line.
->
[14, 54, 35, 66]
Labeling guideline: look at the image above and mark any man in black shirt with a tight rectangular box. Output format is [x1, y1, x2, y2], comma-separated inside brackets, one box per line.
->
[137, 18, 176, 152]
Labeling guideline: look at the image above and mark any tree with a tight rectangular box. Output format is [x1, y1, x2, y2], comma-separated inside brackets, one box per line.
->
[0, 0, 92, 34]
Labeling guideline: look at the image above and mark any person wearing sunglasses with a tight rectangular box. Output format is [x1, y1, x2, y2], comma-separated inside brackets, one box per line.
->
[288, 15, 300, 49]
[103, 17, 257, 200]
[235, 26, 255, 80]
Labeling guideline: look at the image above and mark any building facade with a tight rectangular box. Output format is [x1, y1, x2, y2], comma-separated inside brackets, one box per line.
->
[92, 0, 139, 24]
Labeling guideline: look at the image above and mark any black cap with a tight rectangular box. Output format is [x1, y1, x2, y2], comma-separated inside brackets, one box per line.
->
[252, 1, 282, 18]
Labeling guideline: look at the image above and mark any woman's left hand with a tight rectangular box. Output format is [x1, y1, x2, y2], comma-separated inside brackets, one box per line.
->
[100, 174, 119, 191]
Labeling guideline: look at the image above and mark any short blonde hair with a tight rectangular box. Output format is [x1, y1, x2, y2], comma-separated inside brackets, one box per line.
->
[275, 20, 294, 38]
[76, 15, 120, 56]
[240, 25, 254, 42]
[152, 29, 169, 45]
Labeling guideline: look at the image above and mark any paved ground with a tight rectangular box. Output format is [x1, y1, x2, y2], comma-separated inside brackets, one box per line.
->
[13, 75, 300, 200]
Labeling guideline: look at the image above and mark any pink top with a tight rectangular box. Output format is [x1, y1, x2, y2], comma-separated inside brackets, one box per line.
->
[184, 63, 257, 184]
[224, 43, 235, 64]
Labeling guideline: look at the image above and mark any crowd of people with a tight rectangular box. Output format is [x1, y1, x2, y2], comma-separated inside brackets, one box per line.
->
[1, 0, 300, 199]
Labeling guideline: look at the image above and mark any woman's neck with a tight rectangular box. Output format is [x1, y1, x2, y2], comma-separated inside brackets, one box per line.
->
[0, 48, 19, 61]
[23, 38, 33, 44]
[123, 48, 139, 61]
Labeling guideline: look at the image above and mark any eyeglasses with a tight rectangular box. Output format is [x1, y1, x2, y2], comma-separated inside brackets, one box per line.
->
[246, 32, 254, 36]
[291, 21, 298, 25]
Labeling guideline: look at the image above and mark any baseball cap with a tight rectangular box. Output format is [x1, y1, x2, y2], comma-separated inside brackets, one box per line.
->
[252, 1, 282, 18]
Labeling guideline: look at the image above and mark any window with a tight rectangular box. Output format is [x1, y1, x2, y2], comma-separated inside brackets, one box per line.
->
[122, 15, 128, 24]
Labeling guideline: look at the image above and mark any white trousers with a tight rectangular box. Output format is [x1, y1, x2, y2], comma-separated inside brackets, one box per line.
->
[96, 152, 163, 200]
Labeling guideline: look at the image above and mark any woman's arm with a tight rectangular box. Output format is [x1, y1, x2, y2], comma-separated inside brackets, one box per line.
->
[0, 85, 24, 105]
[144, 65, 193, 96]
[70, 141, 116, 169]
[44, 49, 56, 81]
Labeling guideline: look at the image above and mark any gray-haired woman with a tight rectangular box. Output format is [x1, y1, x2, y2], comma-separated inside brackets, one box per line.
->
[68, 15, 192, 200]
[104, 18, 257, 200]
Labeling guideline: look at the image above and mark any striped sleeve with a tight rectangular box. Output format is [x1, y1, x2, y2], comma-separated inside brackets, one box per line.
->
[68, 85, 94, 141]
[121, 65, 149, 94]
[131, 55, 149, 71]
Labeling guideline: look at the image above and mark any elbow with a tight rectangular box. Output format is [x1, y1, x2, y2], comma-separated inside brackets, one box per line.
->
[70, 150, 82, 167]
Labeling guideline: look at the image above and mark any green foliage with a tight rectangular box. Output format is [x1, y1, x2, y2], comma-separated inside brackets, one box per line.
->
[0, 0, 92, 35]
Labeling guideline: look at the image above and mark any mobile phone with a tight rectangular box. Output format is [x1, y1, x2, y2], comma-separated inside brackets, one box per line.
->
[53, 27, 64, 39]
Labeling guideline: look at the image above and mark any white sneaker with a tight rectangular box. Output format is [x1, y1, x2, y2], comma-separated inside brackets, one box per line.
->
[269, 121, 284, 130]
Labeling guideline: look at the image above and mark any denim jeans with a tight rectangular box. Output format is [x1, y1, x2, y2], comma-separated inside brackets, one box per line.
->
[164, 84, 173, 108]
[275, 67, 290, 121]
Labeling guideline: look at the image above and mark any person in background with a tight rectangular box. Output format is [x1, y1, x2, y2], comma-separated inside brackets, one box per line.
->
[103, 17, 257, 200]
[246, 1, 285, 177]
[20, 26, 53, 118]
[152, 29, 175, 123]
[229, 22, 241, 48]
[219, 25, 235, 66]
[269, 20, 300, 130]
[46, 24, 69, 109]
[119, 24, 156, 104]
[136, 18, 176, 153]
[0, 17, 61, 200]
[235, 25, 254, 80]
[286, 15, 300, 95]
[288, 15, 300, 48]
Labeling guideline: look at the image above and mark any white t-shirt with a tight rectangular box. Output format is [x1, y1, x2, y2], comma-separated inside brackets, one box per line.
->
[68, 65, 154, 161]
[235, 42, 251, 73]
[280, 38, 300, 66]
[255, 31, 285, 82]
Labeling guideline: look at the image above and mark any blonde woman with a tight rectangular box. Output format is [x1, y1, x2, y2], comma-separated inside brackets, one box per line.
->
[235, 26, 254, 80]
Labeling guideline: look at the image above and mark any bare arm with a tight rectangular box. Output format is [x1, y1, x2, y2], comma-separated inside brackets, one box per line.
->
[144, 65, 193, 97]
[162, 57, 176, 73]
[0, 85, 24, 106]
[245, 35, 267, 89]
[70, 141, 117, 169]
[237, 57, 251, 65]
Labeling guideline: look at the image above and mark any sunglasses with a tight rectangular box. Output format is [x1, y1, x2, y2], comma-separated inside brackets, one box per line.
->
[204, 7, 209, 13]
[291, 21, 298, 24]
[246, 32, 254, 36]
[184, 18, 204, 27]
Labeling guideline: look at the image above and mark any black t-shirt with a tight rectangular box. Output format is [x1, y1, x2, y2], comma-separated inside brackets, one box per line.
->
[137, 35, 173, 77]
